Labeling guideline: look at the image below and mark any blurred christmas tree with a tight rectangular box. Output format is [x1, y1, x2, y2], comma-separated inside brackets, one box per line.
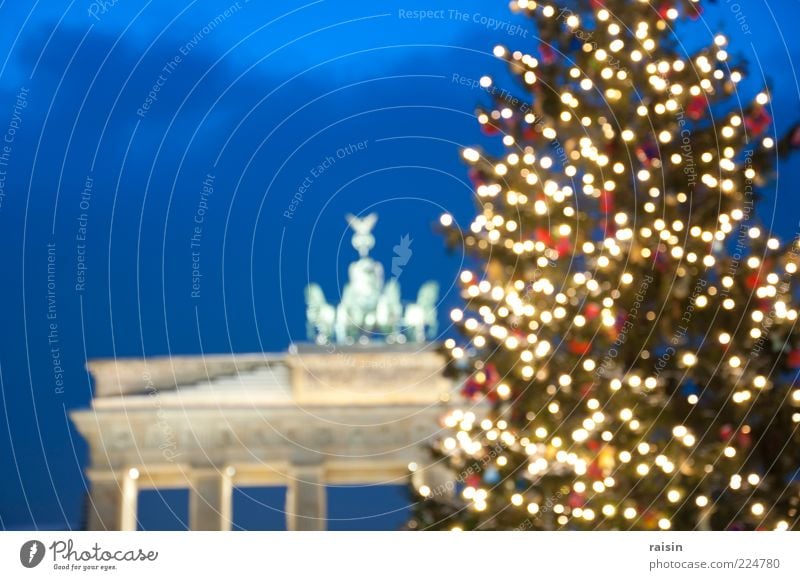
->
[409, 0, 800, 531]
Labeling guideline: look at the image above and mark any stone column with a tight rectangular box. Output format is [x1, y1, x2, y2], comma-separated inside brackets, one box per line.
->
[87, 478, 121, 531]
[189, 468, 233, 531]
[285, 463, 326, 531]
[120, 470, 139, 531]
[87, 469, 138, 531]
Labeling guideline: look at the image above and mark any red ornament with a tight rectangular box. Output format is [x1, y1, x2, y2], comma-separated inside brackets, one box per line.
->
[461, 364, 501, 401]
[568, 492, 585, 508]
[465, 474, 481, 488]
[587, 459, 603, 479]
[539, 43, 556, 65]
[522, 124, 539, 141]
[535, 227, 552, 246]
[687, 95, 706, 121]
[720, 424, 734, 441]
[642, 511, 659, 529]
[786, 349, 800, 369]
[468, 168, 483, 188]
[789, 124, 800, 147]
[745, 105, 772, 137]
[481, 122, 500, 136]
[555, 236, 571, 256]
[600, 190, 614, 214]
[779, 123, 800, 154]
[737, 430, 752, 449]
[569, 340, 592, 355]
[484, 363, 500, 385]
[584, 303, 601, 320]
[745, 271, 762, 289]
[636, 140, 659, 167]
[461, 377, 482, 399]
[757, 298, 772, 312]
[635, 147, 648, 167]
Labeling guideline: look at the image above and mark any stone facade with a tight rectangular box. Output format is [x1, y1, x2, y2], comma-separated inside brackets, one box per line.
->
[71, 343, 457, 530]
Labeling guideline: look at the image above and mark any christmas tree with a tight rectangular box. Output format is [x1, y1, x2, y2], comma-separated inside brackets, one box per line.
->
[409, 0, 800, 531]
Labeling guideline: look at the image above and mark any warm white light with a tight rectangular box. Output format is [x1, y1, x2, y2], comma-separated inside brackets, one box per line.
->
[463, 148, 480, 162]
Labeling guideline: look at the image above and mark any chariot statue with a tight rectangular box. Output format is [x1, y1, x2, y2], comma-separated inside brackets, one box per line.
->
[304, 213, 439, 345]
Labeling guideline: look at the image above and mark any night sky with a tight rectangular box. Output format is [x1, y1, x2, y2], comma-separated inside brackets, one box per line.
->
[1, 0, 799, 530]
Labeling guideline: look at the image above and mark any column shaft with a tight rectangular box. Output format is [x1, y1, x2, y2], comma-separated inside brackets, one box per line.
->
[87, 480, 122, 531]
[189, 470, 233, 531]
[285, 464, 326, 531]
[120, 474, 138, 531]
[86, 472, 138, 531]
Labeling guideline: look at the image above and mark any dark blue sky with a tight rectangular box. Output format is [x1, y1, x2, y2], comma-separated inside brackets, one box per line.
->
[1, 0, 799, 530]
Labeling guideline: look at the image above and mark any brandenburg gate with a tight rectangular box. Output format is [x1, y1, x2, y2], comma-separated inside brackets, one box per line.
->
[71, 213, 458, 530]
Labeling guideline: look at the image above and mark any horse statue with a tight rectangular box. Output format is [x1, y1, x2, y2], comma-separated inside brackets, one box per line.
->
[376, 278, 403, 336]
[403, 281, 439, 342]
[335, 257, 384, 343]
[305, 283, 336, 343]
